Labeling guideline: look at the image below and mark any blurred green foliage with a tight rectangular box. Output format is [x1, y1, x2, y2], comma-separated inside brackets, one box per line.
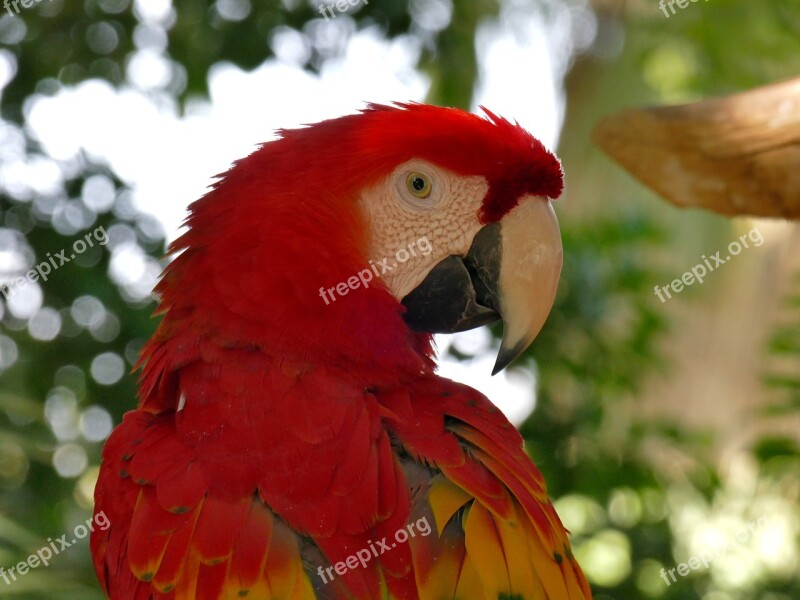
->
[0, 0, 799, 599]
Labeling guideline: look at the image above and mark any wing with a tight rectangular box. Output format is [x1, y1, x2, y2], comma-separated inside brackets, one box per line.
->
[92, 364, 589, 600]
[91, 357, 420, 600]
[92, 410, 318, 600]
[380, 376, 591, 600]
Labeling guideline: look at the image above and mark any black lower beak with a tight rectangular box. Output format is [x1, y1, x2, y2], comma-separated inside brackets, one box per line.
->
[401, 223, 502, 335]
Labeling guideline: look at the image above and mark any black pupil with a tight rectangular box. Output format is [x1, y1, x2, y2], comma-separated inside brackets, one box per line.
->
[412, 177, 426, 192]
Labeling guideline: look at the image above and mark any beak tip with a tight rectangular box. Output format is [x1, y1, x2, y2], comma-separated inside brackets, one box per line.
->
[491, 338, 529, 375]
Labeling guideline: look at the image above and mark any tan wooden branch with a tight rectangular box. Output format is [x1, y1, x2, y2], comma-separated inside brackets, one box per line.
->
[592, 76, 800, 220]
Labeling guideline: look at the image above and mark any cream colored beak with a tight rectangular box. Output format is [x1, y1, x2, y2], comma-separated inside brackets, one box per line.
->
[492, 197, 562, 374]
[401, 195, 562, 374]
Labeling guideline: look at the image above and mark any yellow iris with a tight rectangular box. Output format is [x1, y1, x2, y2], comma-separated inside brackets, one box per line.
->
[406, 172, 432, 199]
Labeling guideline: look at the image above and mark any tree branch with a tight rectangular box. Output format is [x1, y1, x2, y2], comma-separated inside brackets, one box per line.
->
[593, 76, 800, 220]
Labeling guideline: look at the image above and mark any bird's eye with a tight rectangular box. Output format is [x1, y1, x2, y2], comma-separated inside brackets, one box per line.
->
[406, 172, 432, 199]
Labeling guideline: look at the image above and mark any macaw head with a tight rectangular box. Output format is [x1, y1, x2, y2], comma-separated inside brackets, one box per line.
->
[354, 105, 563, 374]
[149, 103, 562, 391]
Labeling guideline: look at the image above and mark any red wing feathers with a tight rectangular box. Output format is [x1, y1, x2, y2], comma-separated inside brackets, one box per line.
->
[383, 377, 591, 600]
[93, 364, 588, 600]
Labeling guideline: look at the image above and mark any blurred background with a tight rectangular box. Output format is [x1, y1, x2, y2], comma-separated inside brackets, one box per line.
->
[0, 0, 799, 598]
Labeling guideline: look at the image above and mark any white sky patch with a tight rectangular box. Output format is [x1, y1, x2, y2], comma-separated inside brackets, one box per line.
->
[435, 332, 537, 425]
[16, 10, 570, 425]
[0, 49, 17, 91]
[475, 8, 563, 149]
[25, 28, 428, 241]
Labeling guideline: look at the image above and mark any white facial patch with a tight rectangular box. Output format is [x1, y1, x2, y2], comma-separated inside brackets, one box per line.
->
[358, 159, 489, 300]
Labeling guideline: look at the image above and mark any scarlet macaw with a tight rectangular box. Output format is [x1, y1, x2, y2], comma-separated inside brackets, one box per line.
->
[91, 103, 591, 600]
